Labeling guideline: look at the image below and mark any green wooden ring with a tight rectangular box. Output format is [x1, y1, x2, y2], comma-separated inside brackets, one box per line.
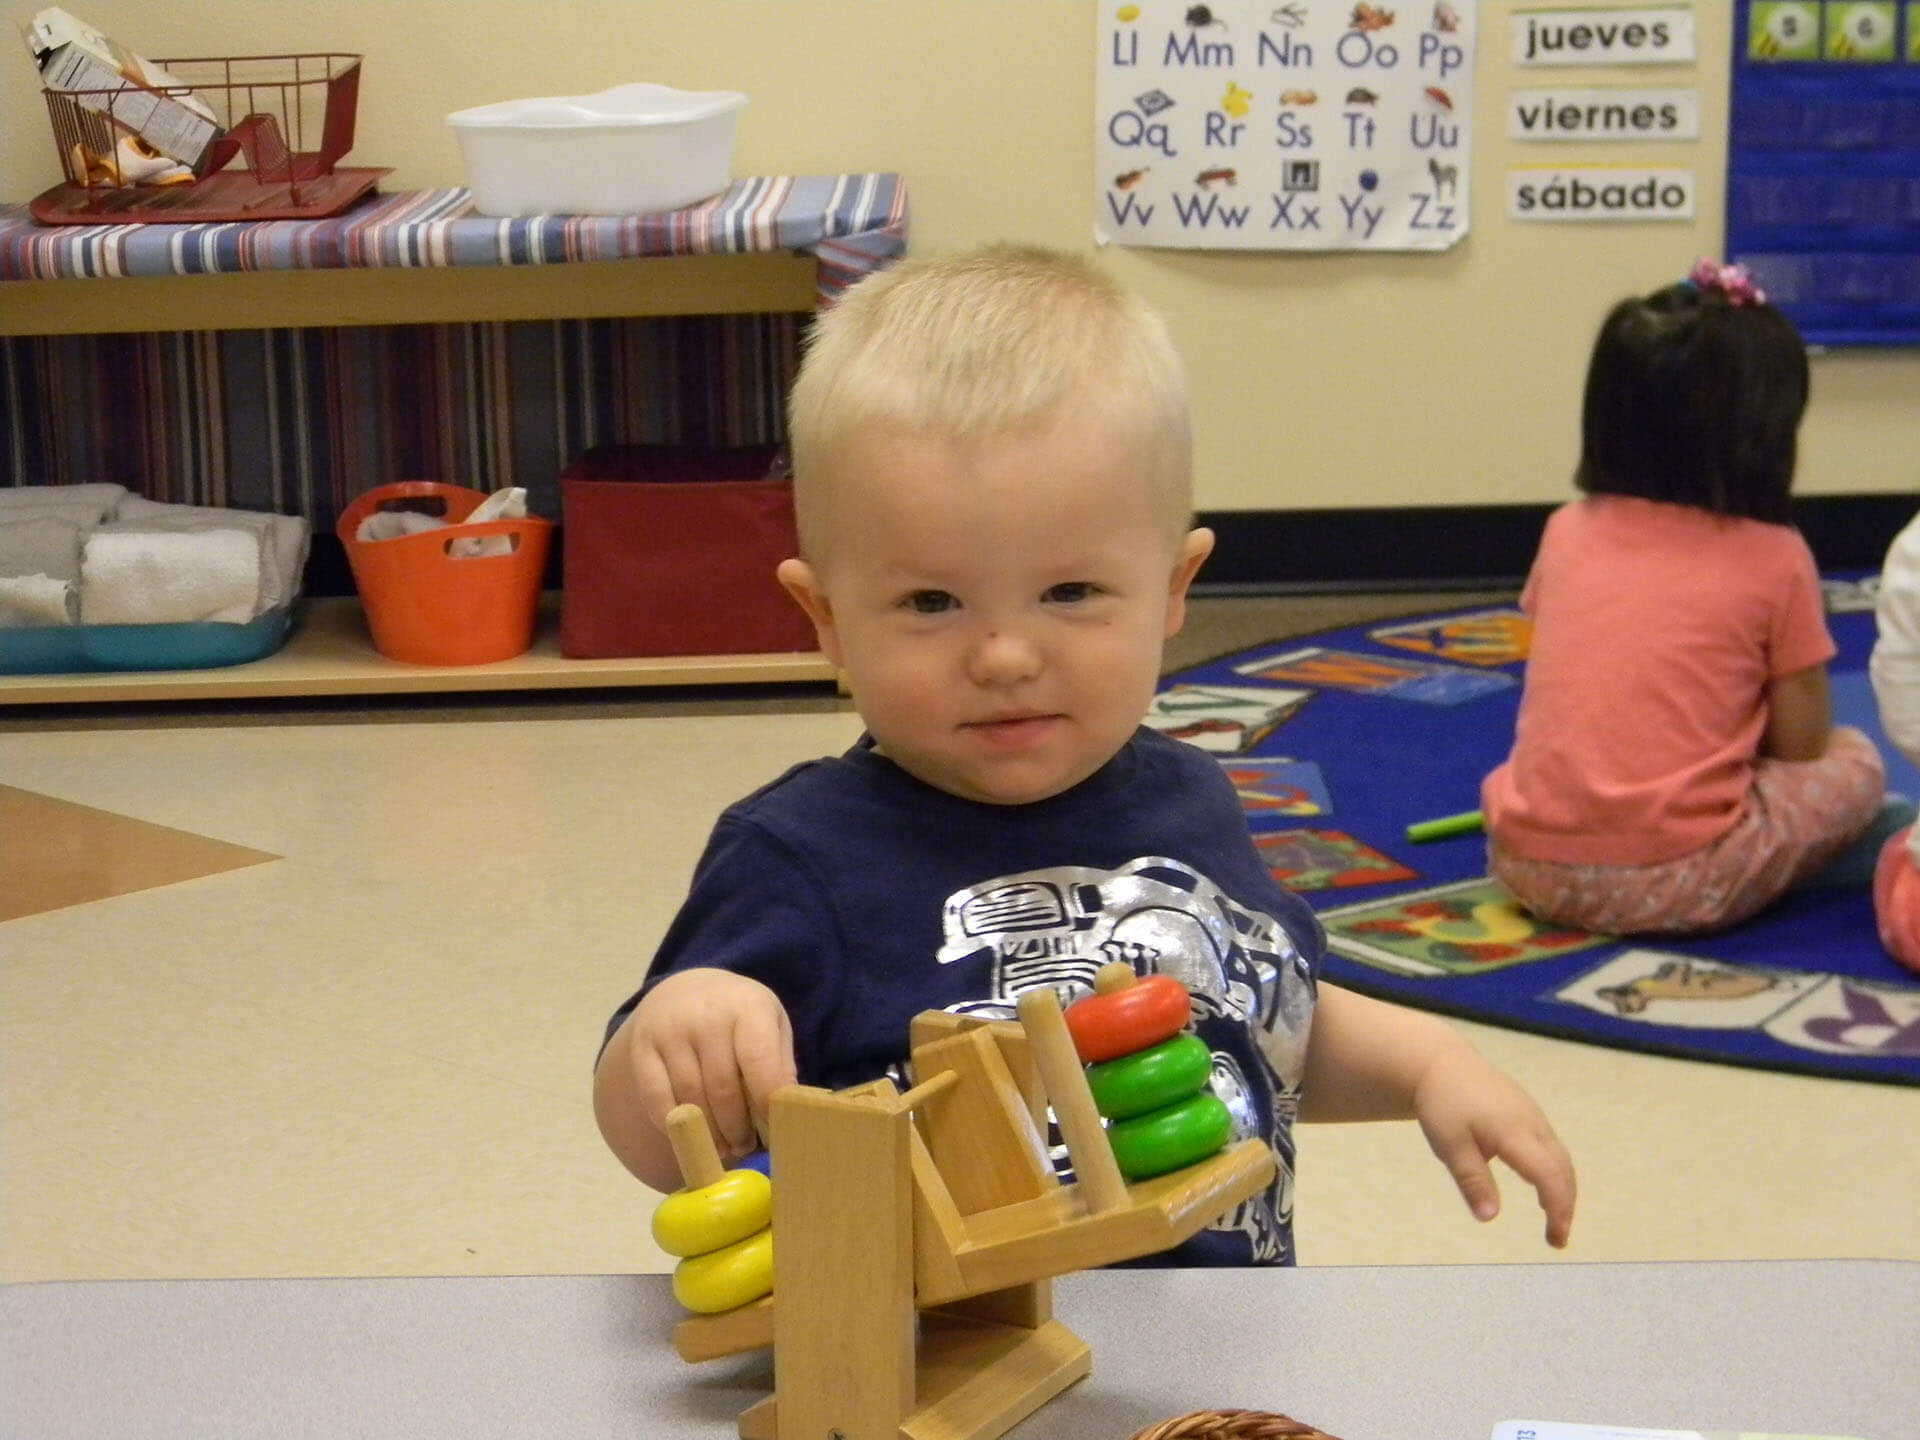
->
[1086, 1034, 1213, 1120]
[1106, 1091, 1233, 1180]
[1063, 973, 1191, 1063]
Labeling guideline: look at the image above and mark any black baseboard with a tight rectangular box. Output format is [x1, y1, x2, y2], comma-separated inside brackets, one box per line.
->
[1190, 493, 1915, 592]
[303, 493, 1915, 598]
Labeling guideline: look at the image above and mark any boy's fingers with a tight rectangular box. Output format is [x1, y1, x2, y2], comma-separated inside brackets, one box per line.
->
[1434, 1131, 1501, 1223]
[734, 1007, 797, 1143]
[632, 1045, 678, 1132]
[695, 1043, 757, 1158]
[1480, 1122, 1577, 1247]
[1504, 1131, 1578, 1248]
[657, 1040, 740, 1159]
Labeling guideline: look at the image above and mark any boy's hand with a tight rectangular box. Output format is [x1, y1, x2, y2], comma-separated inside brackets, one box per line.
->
[626, 969, 796, 1162]
[1414, 1045, 1577, 1248]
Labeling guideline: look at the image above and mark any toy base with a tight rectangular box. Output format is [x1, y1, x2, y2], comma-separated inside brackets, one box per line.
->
[737, 1313, 1090, 1440]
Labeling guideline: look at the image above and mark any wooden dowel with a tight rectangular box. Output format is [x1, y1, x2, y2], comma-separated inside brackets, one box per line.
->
[665, 1102, 726, 1189]
[893, 1068, 960, 1112]
[1016, 987, 1130, 1215]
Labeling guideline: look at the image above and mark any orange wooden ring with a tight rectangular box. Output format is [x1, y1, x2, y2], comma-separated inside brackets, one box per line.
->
[1064, 972, 1191, 1063]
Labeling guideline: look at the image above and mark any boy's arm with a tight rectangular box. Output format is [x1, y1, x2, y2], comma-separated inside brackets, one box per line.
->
[1762, 662, 1832, 762]
[593, 968, 797, 1194]
[1300, 983, 1576, 1247]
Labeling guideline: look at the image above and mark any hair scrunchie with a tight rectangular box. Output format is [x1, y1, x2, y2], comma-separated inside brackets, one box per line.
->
[1685, 257, 1768, 307]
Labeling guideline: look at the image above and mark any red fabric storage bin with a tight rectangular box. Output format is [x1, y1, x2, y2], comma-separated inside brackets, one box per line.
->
[558, 444, 818, 658]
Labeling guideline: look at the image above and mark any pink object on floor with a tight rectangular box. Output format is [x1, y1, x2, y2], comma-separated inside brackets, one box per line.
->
[1873, 826, 1920, 975]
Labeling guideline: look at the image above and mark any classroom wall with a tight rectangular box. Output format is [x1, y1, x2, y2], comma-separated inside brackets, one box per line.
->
[4, 1, 1915, 514]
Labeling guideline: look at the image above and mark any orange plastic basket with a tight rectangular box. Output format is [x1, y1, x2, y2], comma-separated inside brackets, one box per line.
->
[337, 482, 552, 666]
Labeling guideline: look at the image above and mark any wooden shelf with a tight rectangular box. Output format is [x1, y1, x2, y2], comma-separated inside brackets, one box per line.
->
[2, 189, 890, 696]
[0, 595, 837, 705]
[0, 251, 821, 336]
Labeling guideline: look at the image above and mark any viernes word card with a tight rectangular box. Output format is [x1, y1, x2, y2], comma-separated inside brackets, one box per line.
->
[1095, 0, 1477, 250]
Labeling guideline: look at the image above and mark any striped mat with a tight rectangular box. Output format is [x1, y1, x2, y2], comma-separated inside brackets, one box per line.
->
[0, 174, 909, 303]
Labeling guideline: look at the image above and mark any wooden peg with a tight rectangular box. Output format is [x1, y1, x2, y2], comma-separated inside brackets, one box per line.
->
[894, 1067, 961, 1112]
[1093, 960, 1137, 995]
[665, 1102, 725, 1189]
[1016, 987, 1130, 1215]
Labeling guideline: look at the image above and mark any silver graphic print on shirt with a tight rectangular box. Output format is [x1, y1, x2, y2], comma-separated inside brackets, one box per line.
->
[923, 855, 1315, 1263]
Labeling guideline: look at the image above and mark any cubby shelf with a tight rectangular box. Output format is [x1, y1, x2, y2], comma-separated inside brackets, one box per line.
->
[0, 594, 835, 705]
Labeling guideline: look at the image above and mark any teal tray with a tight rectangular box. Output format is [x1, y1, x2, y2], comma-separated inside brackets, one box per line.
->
[0, 606, 295, 675]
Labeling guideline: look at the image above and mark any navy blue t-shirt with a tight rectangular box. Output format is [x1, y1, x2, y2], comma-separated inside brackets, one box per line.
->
[605, 725, 1323, 1264]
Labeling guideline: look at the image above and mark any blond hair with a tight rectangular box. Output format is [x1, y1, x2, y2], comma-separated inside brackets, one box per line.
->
[786, 244, 1192, 557]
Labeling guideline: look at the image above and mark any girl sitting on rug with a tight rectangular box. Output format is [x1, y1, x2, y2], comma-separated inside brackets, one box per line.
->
[1871, 510, 1920, 973]
[1481, 259, 1895, 935]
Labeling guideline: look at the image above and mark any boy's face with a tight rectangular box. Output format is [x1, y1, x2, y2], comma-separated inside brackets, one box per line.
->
[778, 416, 1212, 806]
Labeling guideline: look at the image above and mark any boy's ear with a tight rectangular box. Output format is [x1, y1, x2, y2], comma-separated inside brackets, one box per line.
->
[1163, 527, 1214, 638]
[776, 558, 844, 667]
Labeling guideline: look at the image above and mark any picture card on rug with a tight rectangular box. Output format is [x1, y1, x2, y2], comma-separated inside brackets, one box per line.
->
[1231, 645, 1515, 705]
[1762, 976, 1920, 1061]
[1558, 950, 1825, 1029]
[1369, 608, 1533, 666]
[1220, 757, 1332, 822]
[1254, 828, 1416, 892]
[1821, 576, 1880, 613]
[1145, 683, 1310, 753]
[1320, 876, 1609, 977]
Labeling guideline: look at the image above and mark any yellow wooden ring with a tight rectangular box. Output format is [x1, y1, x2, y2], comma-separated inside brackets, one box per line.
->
[673, 1225, 773, 1314]
[651, 1169, 772, 1258]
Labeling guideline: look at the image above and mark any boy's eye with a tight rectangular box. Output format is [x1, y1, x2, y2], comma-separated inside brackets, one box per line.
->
[1044, 581, 1100, 604]
[903, 590, 958, 614]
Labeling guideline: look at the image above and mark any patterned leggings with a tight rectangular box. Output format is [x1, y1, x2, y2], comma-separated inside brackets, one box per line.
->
[1489, 726, 1886, 935]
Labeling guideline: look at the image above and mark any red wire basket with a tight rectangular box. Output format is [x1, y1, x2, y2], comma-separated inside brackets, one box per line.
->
[35, 52, 388, 223]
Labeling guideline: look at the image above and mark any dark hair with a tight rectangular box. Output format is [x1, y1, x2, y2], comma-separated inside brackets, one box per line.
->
[1575, 281, 1809, 523]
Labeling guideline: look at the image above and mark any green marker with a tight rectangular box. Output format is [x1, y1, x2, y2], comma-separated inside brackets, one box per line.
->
[1405, 809, 1484, 843]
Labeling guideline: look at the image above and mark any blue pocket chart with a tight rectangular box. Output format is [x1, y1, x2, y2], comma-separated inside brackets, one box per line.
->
[1727, 1, 1920, 345]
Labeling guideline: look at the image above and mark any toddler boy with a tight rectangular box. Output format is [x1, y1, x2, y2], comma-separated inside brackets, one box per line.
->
[595, 245, 1575, 1261]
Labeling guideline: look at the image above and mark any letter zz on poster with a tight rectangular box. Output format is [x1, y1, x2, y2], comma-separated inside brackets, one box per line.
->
[1095, 0, 1477, 251]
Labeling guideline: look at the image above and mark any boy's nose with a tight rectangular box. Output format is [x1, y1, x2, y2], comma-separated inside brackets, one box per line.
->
[968, 628, 1043, 686]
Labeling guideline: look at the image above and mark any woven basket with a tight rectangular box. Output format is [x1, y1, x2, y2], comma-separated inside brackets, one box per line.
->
[1125, 1409, 1344, 1440]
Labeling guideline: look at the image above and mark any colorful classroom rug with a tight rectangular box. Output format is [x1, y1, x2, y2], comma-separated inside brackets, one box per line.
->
[1156, 576, 1920, 1085]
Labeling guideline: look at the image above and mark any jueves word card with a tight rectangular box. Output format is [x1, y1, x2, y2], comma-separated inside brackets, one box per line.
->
[1095, 0, 1477, 251]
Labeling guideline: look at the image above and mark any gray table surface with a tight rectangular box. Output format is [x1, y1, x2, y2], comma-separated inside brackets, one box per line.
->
[2, 1261, 1910, 1439]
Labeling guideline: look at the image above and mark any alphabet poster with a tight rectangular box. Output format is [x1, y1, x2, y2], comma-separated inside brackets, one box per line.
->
[1095, 1, 1476, 250]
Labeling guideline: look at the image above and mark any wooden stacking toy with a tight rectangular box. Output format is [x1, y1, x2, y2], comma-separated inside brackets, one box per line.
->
[652, 1104, 774, 1315]
[664, 986, 1277, 1440]
[1065, 962, 1232, 1181]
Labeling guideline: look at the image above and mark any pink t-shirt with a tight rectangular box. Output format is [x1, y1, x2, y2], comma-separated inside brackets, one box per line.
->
[1482, 496, 1835, 866]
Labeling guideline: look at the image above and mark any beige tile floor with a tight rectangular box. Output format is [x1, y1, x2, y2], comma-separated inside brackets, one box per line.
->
[3, 592, 1916, 1283]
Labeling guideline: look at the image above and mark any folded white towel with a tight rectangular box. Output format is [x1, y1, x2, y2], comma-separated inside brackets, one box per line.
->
[79, 527, 262, 625]
[0, 499, 120, 529]
[0, 573, 78, 627]
[0, 516, 85, 583]
[0, 483, 127, 515]
[110, 500, 310, 613]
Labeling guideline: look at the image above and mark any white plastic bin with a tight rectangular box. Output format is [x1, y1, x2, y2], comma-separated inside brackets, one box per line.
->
[446, 83, 745, 217]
